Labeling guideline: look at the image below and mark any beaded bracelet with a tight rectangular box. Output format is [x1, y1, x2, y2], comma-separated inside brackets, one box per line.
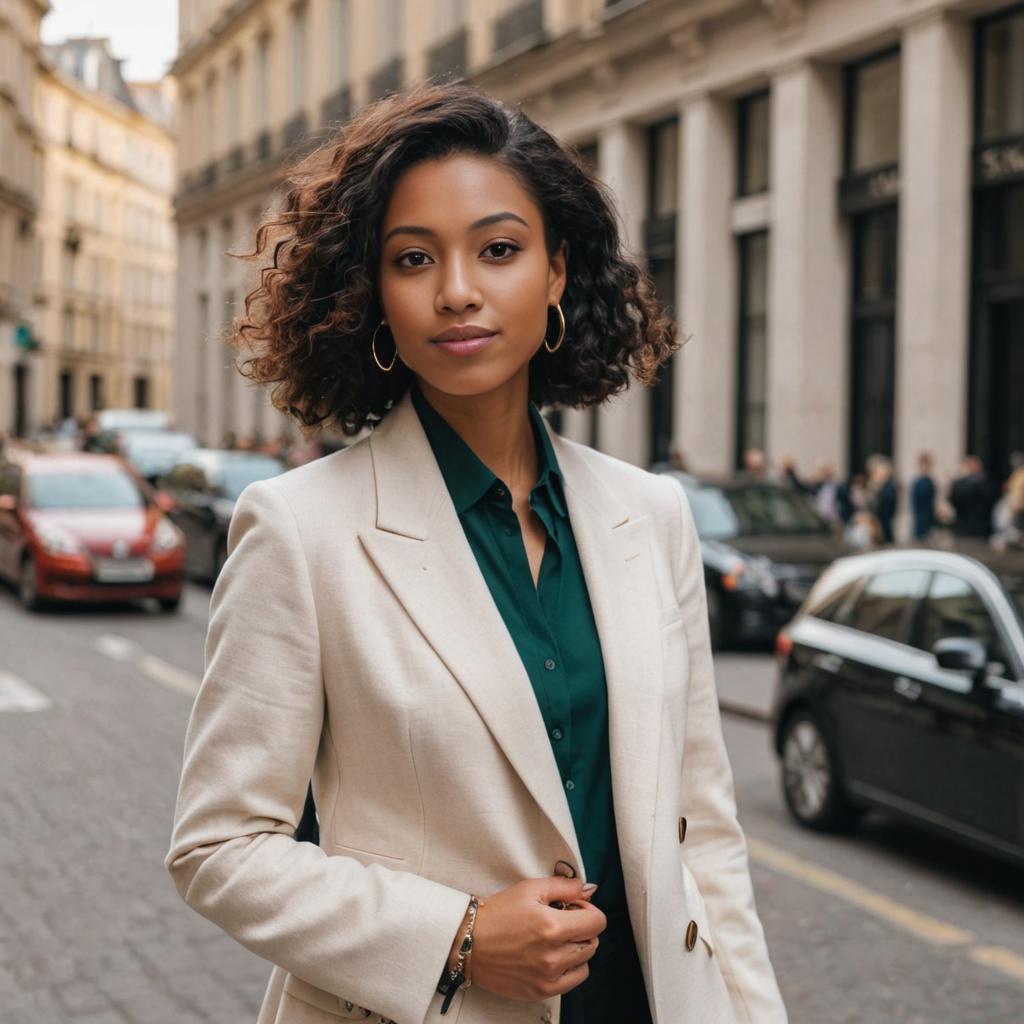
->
[438, 895, 479, 1015]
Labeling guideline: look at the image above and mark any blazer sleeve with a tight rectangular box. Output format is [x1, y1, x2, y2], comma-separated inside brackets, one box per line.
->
[164, 479, 471, 1024]
[665, 479, 788, 1024]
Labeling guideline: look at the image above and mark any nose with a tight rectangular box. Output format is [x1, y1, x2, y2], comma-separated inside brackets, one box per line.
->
[434, 254, 482, 315]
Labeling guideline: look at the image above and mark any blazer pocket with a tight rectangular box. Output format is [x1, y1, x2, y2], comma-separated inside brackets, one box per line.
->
[282, 973, 374, 1019]
[679, 860, 716, 958]
[332, 842, 407, 867]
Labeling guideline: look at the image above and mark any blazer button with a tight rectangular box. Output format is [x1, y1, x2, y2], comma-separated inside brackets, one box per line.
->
[678, 816, 688, 844]
[685, 920, 699, 952]
[553, 859, 577, 879]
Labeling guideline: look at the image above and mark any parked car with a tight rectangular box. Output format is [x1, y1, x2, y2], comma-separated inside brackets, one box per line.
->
[159, 449, 285, 582]
[116, 429, 198, 485]
[0, 446, 185, 612]
[657, 472, 854, 648]
[772, 544, 1024, 866]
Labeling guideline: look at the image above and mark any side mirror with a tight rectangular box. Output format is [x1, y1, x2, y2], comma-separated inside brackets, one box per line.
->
[0, 494, 17, 512]
[933, 636, 988, 688]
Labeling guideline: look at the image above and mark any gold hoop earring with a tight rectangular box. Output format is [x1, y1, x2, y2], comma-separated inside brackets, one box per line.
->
[371, 320, 397, 372]
[544, 303, 566, 354]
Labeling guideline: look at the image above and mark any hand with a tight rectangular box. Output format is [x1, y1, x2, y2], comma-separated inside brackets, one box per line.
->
[449, 877, 606, 1002]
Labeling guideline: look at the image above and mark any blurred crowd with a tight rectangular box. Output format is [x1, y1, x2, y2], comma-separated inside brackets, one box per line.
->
[666, 444, 1024, 551]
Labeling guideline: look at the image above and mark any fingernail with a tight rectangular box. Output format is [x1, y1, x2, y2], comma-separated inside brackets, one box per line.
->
[581, 883, 598, 893]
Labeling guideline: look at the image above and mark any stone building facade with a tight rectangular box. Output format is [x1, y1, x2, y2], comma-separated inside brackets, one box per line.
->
[0, 0, 47, 438]
[30, 40, 176, 428]
[173, 0, 1024, 497]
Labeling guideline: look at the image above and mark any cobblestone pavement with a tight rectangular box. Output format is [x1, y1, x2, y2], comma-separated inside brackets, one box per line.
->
[1, 583, 1022, 1023]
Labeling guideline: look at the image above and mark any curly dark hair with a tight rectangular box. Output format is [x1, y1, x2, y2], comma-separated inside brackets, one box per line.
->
[234, 80, 679, 436]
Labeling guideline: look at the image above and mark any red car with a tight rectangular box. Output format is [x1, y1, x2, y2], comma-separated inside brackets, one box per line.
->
[0, 446, 185, 612]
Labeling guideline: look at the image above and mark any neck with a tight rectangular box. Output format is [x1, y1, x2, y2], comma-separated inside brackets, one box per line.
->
[416, 371, 538, 492]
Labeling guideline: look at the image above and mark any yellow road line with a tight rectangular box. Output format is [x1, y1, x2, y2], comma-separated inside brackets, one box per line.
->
[969, 947, 1024, 985]
[747, 836, 974, 946]
[747, 836, 1024, 989]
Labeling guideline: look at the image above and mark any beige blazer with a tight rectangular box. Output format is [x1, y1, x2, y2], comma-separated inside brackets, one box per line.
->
[165, 390, 787, 1024]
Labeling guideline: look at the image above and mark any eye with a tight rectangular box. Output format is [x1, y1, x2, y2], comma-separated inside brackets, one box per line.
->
[484, 241, 521, 260]
[394, 250, 432, 268]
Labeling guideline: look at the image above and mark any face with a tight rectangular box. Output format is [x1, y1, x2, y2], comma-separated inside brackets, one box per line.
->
[378, 154, 566, 401]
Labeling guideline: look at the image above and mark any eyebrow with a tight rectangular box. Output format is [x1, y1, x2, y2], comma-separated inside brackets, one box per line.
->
[383, 211, 530, 245]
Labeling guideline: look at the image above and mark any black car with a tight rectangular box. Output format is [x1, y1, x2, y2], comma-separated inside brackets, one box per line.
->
[658, 472, 854, 648]
[159, 450, 285, 582]
[772, 544, 1024, 866]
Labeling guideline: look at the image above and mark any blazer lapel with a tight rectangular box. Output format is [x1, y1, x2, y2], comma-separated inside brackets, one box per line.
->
[358, 393, 583, 872]
[357, 394, 665, 905]
[547, 430, 665, 910]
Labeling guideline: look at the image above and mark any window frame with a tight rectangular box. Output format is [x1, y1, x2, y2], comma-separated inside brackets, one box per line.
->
[843, 568, 931, 646]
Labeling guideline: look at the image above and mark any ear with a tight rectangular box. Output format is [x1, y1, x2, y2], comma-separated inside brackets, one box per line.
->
[548, 240, 568, 305]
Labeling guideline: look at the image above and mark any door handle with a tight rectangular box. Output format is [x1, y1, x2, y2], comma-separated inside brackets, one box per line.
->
[894, 676, 922, 701]
[813, 653, 843, 674]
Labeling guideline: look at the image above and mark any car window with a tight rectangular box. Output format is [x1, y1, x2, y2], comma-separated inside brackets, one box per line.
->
[726, 485, 830, 537]
[916, 571, 1010, 667]
[996, 571, 1024, 629]
[845, 569, 930, 643]
[27, 471, 145, 510]
[812, 578, 864, 625]
[686, 487, 742, 540]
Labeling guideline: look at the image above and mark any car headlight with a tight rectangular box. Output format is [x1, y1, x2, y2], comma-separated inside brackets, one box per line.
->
[37, 524, 84, 556]
[727, 556, 779, 597]
[151, 518, 184, 553]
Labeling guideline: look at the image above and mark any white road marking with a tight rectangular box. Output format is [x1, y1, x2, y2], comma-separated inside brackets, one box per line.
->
[0, 671, 53, 713]
[94, 634, 140, 662]
[94, 634, 200, 698]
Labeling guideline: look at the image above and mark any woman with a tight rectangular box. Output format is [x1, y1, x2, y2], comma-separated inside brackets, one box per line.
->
[166, 82, 786, 1024]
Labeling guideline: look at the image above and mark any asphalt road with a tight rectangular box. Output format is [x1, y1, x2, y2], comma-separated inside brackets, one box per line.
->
[1, 583, 1022, 1023]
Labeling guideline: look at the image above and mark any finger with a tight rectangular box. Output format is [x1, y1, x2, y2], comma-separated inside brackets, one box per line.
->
[549, 903, 607, 943]
[555, 962, 591, 996]
[538, 876, 590, 904]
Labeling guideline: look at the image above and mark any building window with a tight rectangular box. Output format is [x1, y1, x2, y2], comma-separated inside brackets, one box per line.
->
[291, 4, 307, 112]
[89, 373, 104, 411]
[256, 34, 270, 132]
[737, 91, 770, 196]
[332, 0, 351, 86]
[735, 231, 769, 468]
[978, 7, 1024, 142]
[226, 57, 241, 149]
[646, 117, 679, 466]
[59, 370, 74, 419]
[969, 5, 1024, 483]
[849, 206, 898, 473]
[846, 51, 901, 173]
[133, 376, 149, 409]
[493, 0, 544, 56]
[843, 50, 901, 476]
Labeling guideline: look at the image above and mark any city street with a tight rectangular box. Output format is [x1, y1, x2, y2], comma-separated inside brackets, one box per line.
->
[1, 586, 1023, 1024]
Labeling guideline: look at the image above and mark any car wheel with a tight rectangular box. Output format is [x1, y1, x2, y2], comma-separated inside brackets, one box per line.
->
[19, 554, 42, 612]
[158, 594, 182, 614]
[705, 586, 725, 651]
[780, 711, 861, 832]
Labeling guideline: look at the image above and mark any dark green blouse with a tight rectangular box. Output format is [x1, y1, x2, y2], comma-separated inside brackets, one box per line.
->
[410, 382, 626, 916]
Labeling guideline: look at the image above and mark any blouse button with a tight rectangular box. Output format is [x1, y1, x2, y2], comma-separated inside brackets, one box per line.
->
[544, 658, 556, 671]
[565, 779, 575, 791]
[551, 727, 563, 740]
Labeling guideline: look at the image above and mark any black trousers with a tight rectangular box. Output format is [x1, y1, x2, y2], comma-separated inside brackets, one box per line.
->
[559, 907, 653, 1024]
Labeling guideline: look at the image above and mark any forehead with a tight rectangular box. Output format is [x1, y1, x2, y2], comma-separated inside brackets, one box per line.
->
[382, 154, 539, 229]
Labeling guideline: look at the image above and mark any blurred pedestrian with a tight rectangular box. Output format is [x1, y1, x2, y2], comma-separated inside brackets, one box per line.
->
[866, 454, 897, 544]
[910, 451, 937, 541]
[782, 456, 840, 525]
[1001, 451, 1024, 541]
[949, 455, 999, 539]
[741, 447, 771, 481]
[837, 471, 869, 528]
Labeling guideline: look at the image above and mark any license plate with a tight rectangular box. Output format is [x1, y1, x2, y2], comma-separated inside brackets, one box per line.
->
[94, 558, 155, 583]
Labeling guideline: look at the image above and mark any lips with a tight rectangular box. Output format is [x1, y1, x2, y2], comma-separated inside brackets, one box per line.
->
[431, 324, 497, 343]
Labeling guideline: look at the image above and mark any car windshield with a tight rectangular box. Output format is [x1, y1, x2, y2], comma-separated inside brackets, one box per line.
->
[219, 457, 284, 500]
[689, 484, 830, 539]
[29, 471, 144, 510]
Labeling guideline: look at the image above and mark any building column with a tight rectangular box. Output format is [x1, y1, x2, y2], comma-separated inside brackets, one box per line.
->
[676, 93, 734, 475]
[595, 119, 649, 466]
[766, 61, 847, 475]
[896, 13, 972, 511]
